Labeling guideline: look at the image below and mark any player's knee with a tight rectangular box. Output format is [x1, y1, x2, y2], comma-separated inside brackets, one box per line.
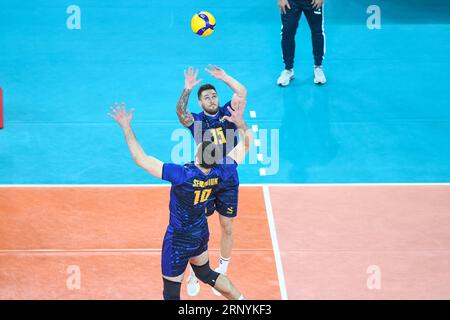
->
[222, 225, 233, 237]
[162, 277, 181, 300]
[220, 222, 233, 237]
[281, 24, 299, 37]
[220, 216, 234, 233]
[190, 261, 220, 287]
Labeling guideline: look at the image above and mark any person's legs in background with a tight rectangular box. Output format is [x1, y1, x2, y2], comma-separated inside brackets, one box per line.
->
[302, 0, 327, 84]
[278, 0, 302, 86]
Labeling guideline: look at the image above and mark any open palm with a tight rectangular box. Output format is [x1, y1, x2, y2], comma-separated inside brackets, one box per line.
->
[184, 67, 202, 90]
[223, 99, 246, 127]
[108, 102, 134, 128]
[205, 64, 226, 80]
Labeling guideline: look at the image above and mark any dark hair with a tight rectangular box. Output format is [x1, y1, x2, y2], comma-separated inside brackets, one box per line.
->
[197, 141, 221, 169]
[197, 84, 216, 99]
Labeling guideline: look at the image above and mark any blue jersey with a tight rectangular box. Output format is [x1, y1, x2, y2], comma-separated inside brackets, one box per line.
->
[161, 158, 238, 235]
[188, 101, 238, 159]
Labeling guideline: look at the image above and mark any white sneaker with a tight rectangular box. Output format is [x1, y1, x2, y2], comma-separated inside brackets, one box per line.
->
[314, 66, 326, 84]
[211, 268, 223, 296]
[277, 69, 294, 86]
[186, 273, 200, 297]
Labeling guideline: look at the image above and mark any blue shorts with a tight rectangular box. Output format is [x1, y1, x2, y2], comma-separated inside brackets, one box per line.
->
[161, 227, 209, 277]
[206, 179, 239, 218]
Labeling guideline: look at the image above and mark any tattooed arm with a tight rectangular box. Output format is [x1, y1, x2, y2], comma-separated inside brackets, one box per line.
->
[176, 88, 195, 128]
[176, 67, 202, 128]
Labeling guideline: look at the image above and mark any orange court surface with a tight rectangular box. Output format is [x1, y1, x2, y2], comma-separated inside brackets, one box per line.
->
[1, 184, 449, 300]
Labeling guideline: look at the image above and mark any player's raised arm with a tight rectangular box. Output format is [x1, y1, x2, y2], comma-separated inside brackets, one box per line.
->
[222, 99, 253, 164]
[176, 67, 202, 128]
[205, 65, 247, 99]
[108, 103, 163, 179]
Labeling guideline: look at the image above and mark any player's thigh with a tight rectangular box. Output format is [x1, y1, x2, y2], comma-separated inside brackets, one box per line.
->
[281, 0, 302, 30]
[218, 214, 234, 234]
[303, 4, 324, 33]
[161, 232, 192, 279]
[189, 250, 209, 267]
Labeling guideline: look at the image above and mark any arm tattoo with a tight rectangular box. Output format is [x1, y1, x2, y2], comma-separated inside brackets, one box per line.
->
[176, 88, 194, 127]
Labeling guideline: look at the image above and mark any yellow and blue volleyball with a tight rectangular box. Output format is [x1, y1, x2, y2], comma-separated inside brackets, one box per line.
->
[191, 11, 216, 37]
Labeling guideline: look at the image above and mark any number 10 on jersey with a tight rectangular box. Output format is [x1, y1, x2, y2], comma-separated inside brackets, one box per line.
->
[194, 189, 212, 205]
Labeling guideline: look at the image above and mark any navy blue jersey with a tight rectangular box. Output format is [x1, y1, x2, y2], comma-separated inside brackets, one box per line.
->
[162, 157, 238, 235]
[188, 100, 238, 159]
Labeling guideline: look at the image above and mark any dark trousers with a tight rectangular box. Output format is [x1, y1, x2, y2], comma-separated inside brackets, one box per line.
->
[281, 0, 325, 69]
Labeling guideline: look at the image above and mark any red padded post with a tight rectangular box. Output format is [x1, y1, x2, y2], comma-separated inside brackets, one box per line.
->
[0, 87, 3, 129]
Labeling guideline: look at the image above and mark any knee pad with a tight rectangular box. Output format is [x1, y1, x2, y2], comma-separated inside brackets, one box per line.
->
[163, 277, 181, 300]
[190, 261, 220, 287]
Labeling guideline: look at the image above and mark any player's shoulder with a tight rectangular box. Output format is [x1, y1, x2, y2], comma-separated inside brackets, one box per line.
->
[165, 162, 197, 186]
[162, 162, 188, 185]
[220, 100, 232, 110]
[164, 162, 193, 175]
[190, 110, 203, 122]
[183, 161, 197, 170]
[219, 100, 234, 117]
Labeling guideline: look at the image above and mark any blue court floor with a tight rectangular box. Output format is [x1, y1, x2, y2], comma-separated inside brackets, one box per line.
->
[1, 0, 449, 184]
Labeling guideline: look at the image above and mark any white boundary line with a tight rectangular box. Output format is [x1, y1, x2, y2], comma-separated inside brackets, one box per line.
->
[263, 185, 288, 300]
[242, 183, 450, 186]
[0, 183, 449, 187]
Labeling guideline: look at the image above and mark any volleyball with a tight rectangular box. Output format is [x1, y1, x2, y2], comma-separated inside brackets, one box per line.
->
[191, 11, 216, 37]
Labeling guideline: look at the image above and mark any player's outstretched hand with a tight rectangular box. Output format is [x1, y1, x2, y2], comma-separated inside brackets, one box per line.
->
[205, 65, 226, 80]
[231, 93, 246, 110]
[108, 102, 134, 128]
[184, 67, 203, 90]
[223, 97, 246, 127]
